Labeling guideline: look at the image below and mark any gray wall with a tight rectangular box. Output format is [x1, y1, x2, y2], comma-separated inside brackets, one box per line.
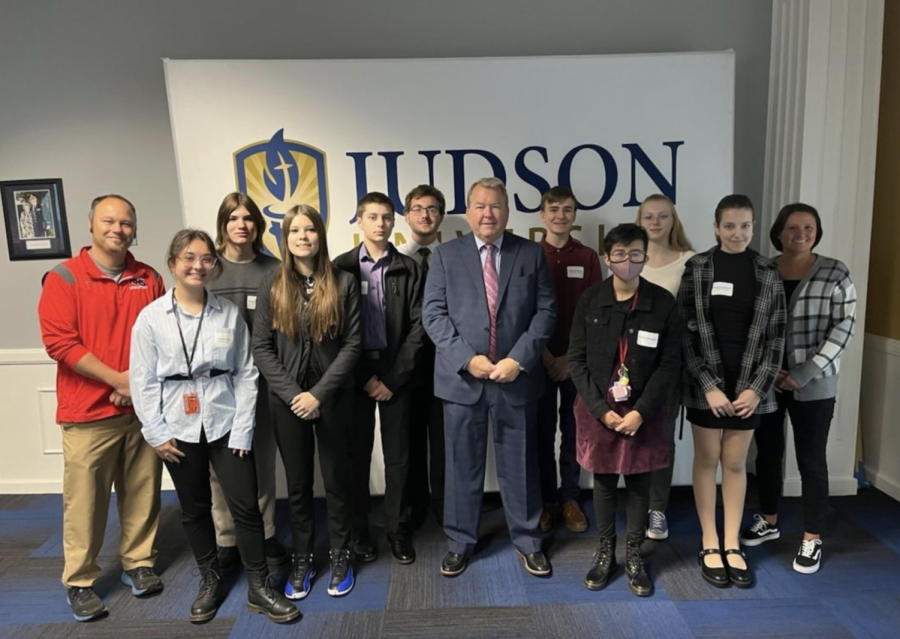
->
[0, 0, 772, 349]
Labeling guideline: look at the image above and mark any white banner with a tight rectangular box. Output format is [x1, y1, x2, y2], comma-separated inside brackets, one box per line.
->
[165, 53, 734, 257]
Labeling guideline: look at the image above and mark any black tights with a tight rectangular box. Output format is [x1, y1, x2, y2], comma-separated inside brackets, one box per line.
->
[592, 472, 652, 542]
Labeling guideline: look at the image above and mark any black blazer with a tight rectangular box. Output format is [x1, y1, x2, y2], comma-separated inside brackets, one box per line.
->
[333, 244, 426, 392]
[568, 277, 682, 422]
[251, 267, 361, 406]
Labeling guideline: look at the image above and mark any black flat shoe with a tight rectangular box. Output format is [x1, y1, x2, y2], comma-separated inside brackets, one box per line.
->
[352, 531, 378, 563]
[724, 548, 754, 588]
[698, 548, 729, 588]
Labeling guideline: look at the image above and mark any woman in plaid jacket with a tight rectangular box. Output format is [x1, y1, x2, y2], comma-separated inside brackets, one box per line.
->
[740, 203, 856, 575]
[679, 195, 786, 589]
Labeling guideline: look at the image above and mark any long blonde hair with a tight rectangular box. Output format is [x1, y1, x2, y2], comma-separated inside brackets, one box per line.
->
[636, 194, 693, 252]
[270, 205, 343, 342]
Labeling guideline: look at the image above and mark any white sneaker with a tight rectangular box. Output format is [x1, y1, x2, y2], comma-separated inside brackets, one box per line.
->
[646, 510, 669, 540]
[793, 539, 823, 574]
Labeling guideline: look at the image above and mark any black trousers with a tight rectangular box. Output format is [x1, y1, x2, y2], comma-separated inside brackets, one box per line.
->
[165, 433, 266, 571]
[271, 389, 353, 554]
[592, 472, 652, 543]
[350, 379, 412, 531]
[536, 378, 580, 505]
[754, 391, 836, 534]
[406, 382, 445, 518]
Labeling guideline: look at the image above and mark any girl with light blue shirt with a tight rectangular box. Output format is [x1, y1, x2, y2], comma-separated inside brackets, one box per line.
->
[130, 229, 298, 625]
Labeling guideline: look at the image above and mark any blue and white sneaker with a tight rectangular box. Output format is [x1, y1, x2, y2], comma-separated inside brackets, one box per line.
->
[327, 548, 355, 597]
[121, 567, 163, 597]
[284, 553, 315, 600]
[646, 510, 669, 540]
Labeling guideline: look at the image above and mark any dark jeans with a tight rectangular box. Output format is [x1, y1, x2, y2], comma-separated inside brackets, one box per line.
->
[165, 433, 266, 571]
[536, 377, 580, 505]
[649, 413, 678, 512]
[406, 383, 445, 517]
[349, 381, 412, 532]
[754, 391, 836, 535]
[271, 389, 353, 554]
[592, 472, 652, 543]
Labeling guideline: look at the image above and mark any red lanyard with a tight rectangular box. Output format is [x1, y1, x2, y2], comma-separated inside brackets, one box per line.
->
[617, 291, 640, 367]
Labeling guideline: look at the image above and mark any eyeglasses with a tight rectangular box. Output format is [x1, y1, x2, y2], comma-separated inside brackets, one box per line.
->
[407, 205, 440, 217]
[608, 250, 648, 264]
[177, 255, 217, 268]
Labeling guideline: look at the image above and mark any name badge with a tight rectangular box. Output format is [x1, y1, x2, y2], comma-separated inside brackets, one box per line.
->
[637, 330, 659, 348]
[183, 392, 200, 415]
[214, 331, 234, 348]
[567, 266, 585, 279]
[360, 281, 369, 295]
[711, 282, 734, 296]
[246, 295, 257, 310]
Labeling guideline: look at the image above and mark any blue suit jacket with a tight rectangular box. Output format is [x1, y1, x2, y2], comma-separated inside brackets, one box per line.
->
[423, 231, 556, 406]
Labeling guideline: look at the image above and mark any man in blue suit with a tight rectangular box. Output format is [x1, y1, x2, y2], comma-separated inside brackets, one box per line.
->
[423, 177, 557, 577]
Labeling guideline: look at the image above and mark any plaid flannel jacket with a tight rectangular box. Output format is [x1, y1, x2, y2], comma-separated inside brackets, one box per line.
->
[784, 255, 856, 400]
[678, 247, 786, 414]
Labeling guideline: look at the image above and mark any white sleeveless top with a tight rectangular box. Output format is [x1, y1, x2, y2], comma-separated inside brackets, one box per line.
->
[641, 251, 695, 297]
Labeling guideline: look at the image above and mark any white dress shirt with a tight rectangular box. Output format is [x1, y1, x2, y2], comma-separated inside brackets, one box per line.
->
[130, 289, 258, 450]
[397, 236, 442, 266]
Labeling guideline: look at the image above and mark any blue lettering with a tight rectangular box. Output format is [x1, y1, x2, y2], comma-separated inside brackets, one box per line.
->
[513, 146, 551, 212]
[419, 150, 441, 190]
[378, 151, 405, 213]
[558, 144, 617, 210]
[622, 141, 683, 205]
[446, 149, 507, 214]
[346, 151, 373, 222]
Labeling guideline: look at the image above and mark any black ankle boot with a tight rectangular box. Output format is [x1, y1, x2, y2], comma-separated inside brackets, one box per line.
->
[190, 562, 222, 623]
[247, 567, 301, 623]
[625, 539, 653, 597]
[584, 535, 618, 591]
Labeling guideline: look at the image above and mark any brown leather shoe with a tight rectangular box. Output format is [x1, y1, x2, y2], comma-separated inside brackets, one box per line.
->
[539, 506, 554, 533]
[562, 501, 588, 533]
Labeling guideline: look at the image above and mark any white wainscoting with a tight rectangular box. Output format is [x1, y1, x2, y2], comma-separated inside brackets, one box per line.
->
[860, 334, 900, 502]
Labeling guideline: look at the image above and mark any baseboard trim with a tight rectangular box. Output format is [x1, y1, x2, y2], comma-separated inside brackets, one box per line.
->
[0, 476, 176, 495]
[864, 333, 900, 358]
[866, 469, 900, 502]
[783, 476, 858, 497]
[0, 349, 53, 365]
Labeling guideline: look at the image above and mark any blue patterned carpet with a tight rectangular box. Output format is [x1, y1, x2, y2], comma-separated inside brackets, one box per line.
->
[1, 485, 898, 638]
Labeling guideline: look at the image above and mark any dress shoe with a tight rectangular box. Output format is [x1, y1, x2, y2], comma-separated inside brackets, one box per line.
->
[562, 500, 589, 533]
[352, 530, 378, 563]
[625, 539, 653, 597]
[190, 563, 223, 623]
[387, 529, 416, 564]
[584, 536, 618, 591]
[440, 551, 468, 577]
[539, 505, 554, 533]
[517, 550, 552, 577]
[698, 547, 729, 588]
[247, 567, 301, 623]
[724, 548, 754, 588]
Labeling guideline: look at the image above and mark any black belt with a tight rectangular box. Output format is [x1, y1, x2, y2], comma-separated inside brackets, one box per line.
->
[363, 350, 384, 361]
[165, 368, 228, 381]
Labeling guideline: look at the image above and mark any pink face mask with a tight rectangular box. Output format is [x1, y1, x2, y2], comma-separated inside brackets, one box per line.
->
[609, 260, 644, 282]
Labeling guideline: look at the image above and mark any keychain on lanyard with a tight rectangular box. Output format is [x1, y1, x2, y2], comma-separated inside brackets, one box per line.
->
[173, 291, 207, 415]
[610, 291, 640, 403]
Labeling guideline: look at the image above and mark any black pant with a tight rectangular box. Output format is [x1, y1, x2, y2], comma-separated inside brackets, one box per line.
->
[592, 472, 652, 543]
[271, 389, 353, 554]
[536, 378, 580, 505]
[165, 433, 266, 571]
[350, 381, 412, 531]
[754, 392, 835, 534]
[406, 383, 445, 517]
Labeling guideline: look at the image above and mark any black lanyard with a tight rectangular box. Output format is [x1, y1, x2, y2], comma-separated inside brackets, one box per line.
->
[172, 291, 207, 379]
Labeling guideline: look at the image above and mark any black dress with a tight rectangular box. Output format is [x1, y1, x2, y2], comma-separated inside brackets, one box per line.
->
[688, 250, 760, 430]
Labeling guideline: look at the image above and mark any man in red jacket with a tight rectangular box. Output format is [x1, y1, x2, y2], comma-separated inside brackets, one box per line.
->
[38, 195, 166, 622]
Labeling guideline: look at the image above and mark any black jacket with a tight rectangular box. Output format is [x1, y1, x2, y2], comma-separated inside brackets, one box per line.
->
[333, 244, 426, 392]
[251, 267, 361, 406]
[568, 277, 682, 422]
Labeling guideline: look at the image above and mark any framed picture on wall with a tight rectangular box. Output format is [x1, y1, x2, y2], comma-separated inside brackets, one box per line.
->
[1, 178, 72, 261]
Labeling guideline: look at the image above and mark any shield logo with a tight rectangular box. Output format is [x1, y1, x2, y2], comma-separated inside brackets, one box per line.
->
[234, 129, 329, 258]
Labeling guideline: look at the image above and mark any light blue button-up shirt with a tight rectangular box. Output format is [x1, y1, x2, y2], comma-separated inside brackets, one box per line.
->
[130, 289, 258, 450]
[474, 233, 504, 274]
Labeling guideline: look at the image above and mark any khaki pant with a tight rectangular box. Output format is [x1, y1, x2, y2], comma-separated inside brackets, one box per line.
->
[210, 400, 278, 545]
[61, 414, 162, 587]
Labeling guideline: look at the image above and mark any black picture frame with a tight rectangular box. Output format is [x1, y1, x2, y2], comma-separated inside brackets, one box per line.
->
[1, 178, 72, 261]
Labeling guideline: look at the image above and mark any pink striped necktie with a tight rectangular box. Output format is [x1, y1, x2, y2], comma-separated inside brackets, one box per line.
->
[483, 243, 499, 362]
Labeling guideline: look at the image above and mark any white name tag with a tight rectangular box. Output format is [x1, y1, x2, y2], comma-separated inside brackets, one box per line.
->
[360, 281, 369, 295]
[711, 282, 734, 296]
[214, 331, 234, 348]
[637, 330, 659, 348]
[246, 295, 257, 310]
[567, 266, 585, 279]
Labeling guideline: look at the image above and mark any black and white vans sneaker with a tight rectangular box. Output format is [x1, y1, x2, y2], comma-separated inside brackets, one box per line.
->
[793, 539, 823, 574]
[740, 514, 780, 546]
